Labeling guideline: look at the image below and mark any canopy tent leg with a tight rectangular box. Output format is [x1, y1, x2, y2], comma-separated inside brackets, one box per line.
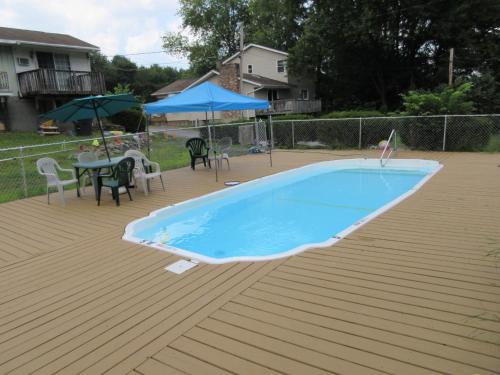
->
[212, 111, 218, 182]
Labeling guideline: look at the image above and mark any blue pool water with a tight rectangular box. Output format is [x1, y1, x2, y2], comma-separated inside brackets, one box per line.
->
[125, 159, 441, 263]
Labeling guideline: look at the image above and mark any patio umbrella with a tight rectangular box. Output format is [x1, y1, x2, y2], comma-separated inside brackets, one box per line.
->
[42, 94, 140, 161]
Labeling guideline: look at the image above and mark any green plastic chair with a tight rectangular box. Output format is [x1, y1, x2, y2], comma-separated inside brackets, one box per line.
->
[186, 137, 211, 170]
[97, 157, 135, 206]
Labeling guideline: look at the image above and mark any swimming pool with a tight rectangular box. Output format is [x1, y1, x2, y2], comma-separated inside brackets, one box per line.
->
[123, 159, 442, 263]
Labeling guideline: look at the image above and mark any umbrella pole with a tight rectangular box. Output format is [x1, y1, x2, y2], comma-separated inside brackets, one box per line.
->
[146, 114, 151, 158]
[92, 101, 111, 161]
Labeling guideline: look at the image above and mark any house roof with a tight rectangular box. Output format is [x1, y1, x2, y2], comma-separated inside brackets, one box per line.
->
[184, 70, 220, 90]
[151, 78, 197, 97]
[0, 26, 99, 50]
[243, 74, 291, 89]
[222, 43, 288, 65]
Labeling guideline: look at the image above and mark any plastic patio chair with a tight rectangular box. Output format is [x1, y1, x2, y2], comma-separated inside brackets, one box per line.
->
[124, 149, 165, 196]
[97, 157, 135, 206]
[185, 137, 211, 170]
[36, 157, 78, 205]
[77, 151, 98, 193]
[211, 137, 232, 170]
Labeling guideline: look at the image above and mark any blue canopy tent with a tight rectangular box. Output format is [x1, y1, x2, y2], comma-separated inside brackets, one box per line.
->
[144, 81, 269, 114]
[144, 82, 272, 179]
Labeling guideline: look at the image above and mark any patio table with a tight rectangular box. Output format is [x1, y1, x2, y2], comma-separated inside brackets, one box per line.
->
[73, 156, 125, 200]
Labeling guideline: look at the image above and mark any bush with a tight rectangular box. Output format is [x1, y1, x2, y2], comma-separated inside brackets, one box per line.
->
[401, 84, 475, 115]
[109, 108, 146, 133]
[445, 117, 493, 151]
[399, 117, 445, 150]
[399, 116, 493, 151]
[273, 118, 389, 149]
[321, 110, 386, 119]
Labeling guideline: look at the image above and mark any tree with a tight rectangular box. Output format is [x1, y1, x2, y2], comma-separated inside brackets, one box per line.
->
[163, 0, 249, 75]
[246, 0, 306, 51]
[289, 0, 500, 111]
[91, 53, 187, 102]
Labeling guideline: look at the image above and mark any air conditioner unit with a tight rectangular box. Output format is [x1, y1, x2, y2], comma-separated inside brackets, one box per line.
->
[16, 57, 30, 67]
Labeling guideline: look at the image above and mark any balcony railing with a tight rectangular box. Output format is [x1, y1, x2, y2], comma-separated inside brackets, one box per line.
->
[0, 72, 9, 91]
[18, 69, 106, 96]
[257, 99, 322, 115]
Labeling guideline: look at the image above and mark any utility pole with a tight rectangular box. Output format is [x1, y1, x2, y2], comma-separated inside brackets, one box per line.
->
[238, 21, 244, 95]
[448, 47, 454, 86]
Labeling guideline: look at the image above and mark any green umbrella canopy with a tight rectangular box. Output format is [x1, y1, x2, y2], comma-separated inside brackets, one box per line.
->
[42, 94, 140, 161]
[42, 94, 140, 122]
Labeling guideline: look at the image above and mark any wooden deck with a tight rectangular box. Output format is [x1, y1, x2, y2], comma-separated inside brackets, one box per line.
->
[0, 150, 499, 375]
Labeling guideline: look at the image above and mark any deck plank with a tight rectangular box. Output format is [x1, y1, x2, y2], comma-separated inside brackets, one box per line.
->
[0, 151, 498, 374]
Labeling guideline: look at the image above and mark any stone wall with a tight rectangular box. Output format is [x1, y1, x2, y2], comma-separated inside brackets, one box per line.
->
[219, 63, 241, 119]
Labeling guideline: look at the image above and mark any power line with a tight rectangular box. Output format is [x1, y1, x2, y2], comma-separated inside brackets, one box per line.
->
[102, 50, 167, 57]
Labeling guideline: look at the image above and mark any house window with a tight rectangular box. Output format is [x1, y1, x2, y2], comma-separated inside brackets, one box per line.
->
[54, 53, 71, 71]
[247, 64, 253, 73]
[277, 59, 286, 73]
[267, 89, 278, 101]
[36, 52, 71, 70]
[300, 89, 309, 100]
[16, 57, 30, 67]
[36, 52, 54, 69]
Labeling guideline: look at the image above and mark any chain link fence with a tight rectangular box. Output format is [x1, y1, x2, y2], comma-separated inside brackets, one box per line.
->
[272, 114, 500, 152]
[0, 114, 499, 204]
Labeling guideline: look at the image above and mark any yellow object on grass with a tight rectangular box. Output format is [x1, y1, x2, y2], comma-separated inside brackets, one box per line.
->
[92, 140, 100, 147]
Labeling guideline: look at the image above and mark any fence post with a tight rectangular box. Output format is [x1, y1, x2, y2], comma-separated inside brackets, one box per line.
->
[291, 120, 295, 149]
[18, 146, 28, 198]
[442, 115, 448, 151]
[268, 115, 273, 167]
[358, 118, 362, 149]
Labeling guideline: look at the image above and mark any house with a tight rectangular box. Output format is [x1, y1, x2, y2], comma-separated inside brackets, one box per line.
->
[0, 27, 105, 131]
[150, 44, 321, 125]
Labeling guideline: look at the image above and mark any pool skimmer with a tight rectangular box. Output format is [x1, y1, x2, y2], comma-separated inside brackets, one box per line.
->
[165, 259, 199, 274]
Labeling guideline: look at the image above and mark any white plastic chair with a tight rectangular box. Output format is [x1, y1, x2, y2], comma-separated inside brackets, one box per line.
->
[211, 137, 232, 170]
[36, 157, 78, 205]
[77, 151, 98, 193]
[124, 150, 165, 196]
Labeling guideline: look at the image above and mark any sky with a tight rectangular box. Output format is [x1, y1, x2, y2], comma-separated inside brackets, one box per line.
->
[0, 0, 189, 69]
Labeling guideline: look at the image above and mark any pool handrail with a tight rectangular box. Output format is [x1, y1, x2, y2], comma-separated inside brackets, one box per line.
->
[380, 129, 396, 167]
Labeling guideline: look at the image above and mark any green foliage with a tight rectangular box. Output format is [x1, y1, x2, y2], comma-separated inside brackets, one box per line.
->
[272, 114, 314, 120]
[246, 0, 306, 51]
[91, 52, 188, 102]
[288, 0, 500, 110]
[273, 119, 390, 149]
[402, 84, 475, 115]
[163, 0, 249, 75]
[464, 72, 500, 113]
[107, 83, 132, 95]
[109, 108, 146, 133]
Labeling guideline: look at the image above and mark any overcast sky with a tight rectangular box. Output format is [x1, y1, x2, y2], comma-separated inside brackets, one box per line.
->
[0, 0, 189, 69]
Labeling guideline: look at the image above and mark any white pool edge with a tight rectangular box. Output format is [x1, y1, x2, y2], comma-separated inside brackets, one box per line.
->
[123, 158, 443, 264]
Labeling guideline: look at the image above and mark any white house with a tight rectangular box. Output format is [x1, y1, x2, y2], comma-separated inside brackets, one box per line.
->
[0, 27, 105, 131]
[151, 44, 321, 125]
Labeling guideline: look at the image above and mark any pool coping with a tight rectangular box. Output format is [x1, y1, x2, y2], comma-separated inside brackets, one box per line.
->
[123, 158, 443, 264]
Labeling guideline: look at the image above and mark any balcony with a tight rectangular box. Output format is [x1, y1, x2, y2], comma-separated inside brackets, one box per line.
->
[0, 72, 9, 91]
[257, 99, 322, 115]
[18, 69, 106, 97]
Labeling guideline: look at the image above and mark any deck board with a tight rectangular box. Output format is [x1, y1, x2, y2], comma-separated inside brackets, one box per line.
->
[0, 150, 499, 374]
